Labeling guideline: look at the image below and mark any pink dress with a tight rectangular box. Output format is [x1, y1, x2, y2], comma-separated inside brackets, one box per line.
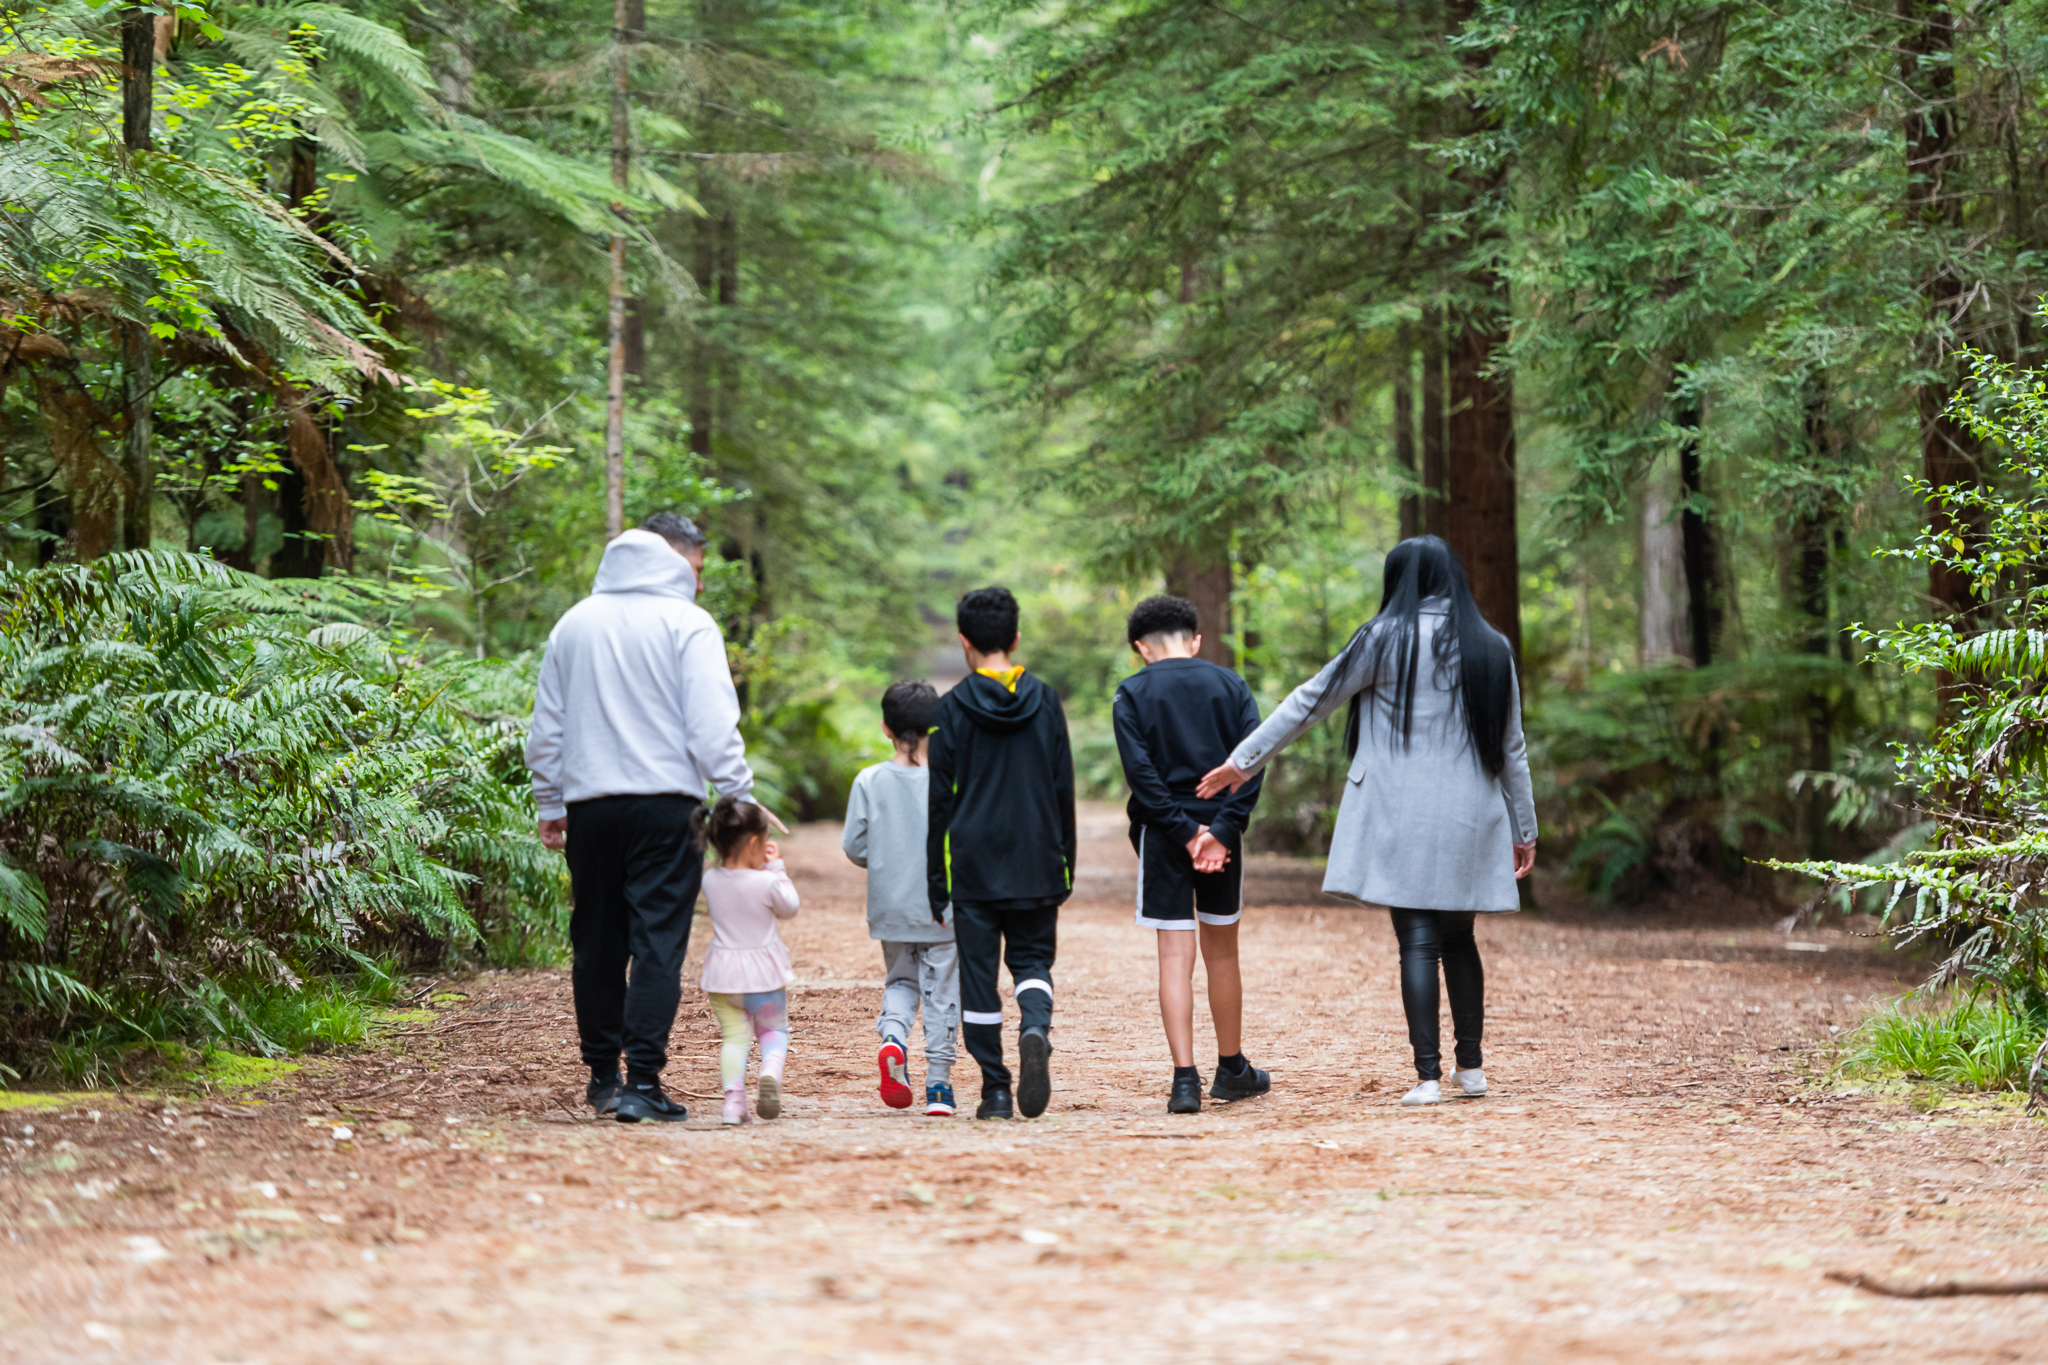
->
[700, 859, 800, 994]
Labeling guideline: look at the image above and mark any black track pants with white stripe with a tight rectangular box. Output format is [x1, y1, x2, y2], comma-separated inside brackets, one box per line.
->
[953, 901, 1058, 1091]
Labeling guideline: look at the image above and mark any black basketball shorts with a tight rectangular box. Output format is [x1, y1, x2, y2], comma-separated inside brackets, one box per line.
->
[1134, 826, 1244, 930]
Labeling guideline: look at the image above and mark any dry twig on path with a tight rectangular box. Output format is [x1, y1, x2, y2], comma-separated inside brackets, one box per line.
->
[1827, 1271, 2048, 1298]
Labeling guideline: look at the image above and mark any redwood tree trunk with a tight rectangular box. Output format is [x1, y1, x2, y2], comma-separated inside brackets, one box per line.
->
[120, 6, 154, 554]
[1676, 399, 1719, 665]
[1394, 324, 1418, 540]
[603, 0, 637, 538]
[1445, 309, 1520, 659]
[1900, 0, 1983, 624]
[1420, 311, 1446, 539]
[1166, 550, 1232, 668]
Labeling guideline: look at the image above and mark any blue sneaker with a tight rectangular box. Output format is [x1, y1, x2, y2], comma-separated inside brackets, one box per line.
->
[923, 1082, 956, 1117]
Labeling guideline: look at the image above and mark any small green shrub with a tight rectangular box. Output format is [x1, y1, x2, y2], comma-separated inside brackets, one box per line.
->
[1850, 999, 2047, 1092]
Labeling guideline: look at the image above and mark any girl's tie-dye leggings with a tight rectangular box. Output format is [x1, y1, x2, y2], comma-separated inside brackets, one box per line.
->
[708, 989, 789, 1089]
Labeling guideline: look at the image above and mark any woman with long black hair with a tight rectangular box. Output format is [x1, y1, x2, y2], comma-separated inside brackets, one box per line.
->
[1196, 535, 1536, 1106]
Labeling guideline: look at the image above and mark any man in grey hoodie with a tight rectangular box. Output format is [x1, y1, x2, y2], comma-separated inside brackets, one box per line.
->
[526, 512, 779, 1123]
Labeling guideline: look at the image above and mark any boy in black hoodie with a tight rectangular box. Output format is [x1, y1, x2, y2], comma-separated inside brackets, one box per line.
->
[928, 586, 1077, 1120]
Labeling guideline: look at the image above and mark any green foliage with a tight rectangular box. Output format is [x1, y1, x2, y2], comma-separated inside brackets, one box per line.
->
[1849, 998, 2047, 1094]
[0, 550, 564, 1075]
[1773, 351, 2048, 1095]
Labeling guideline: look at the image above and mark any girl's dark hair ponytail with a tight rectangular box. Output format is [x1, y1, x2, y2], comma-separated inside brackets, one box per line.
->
[696, 794, 770, 863]
[1340, 535, 1516, 778]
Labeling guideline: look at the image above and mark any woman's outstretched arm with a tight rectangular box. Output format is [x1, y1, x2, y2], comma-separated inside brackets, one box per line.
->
[1197, 642, 1367, 797]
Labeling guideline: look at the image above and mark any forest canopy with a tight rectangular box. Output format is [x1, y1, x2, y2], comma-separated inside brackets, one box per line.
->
[4, 0, 2047, 1082]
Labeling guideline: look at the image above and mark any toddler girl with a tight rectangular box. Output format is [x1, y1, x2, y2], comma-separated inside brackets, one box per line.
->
[698, 796, 800, 1124]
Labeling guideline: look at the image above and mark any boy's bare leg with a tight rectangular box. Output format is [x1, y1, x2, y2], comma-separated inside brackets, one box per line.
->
[1156, 930, 1198, 1066]
[1198, 920, 1243, 1058]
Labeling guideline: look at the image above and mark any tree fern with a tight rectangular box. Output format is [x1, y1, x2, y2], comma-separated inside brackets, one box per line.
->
[0, 550, 561, 1074]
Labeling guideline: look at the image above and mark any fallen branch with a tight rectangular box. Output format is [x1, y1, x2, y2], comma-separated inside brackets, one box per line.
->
[1828, 1271, 2048, 1298]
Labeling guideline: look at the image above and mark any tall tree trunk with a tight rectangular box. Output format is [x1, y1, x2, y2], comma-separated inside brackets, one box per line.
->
[1900, 0, 1983, 626]
[716, 200, 737, 444]
[1640, 450, 1689, 665]
[1166, 550, 1232, 668]
[1445, 307, 1521, 659]
[689, 178, 716, 460]
[1421, 310, 1446, 538]
[120, 5, 154, 554]
[1676, 398, 1719, 666]
[1443, 1, 1522, 661]
[1394, 324, 1418, 540]
[277, 141, 353, 573]
[603, 0, 638, 538]
[1796, 385, 1837, 856]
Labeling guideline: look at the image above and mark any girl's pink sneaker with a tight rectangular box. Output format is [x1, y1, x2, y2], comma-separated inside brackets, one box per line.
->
[721, 1086, 751, 1126]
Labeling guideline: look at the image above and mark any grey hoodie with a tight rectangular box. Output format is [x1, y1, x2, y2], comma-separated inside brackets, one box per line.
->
[525, 529, 754, 819]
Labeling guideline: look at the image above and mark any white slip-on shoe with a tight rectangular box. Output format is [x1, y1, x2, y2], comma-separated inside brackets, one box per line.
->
[1400, 1079, 1443, 1106]
[1452, 1068, 1488, 1098]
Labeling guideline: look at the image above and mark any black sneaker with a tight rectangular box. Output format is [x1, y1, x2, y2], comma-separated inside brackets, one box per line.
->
[614, 1082, 689, 1123]
[1168, 1071, 1203, 1114]
[1017, 1027, 1052, 1119]
[1208, 1059, 1271, 1103]
[975, 1086, 1014, 1120]
[587, 1074, 622, 1115]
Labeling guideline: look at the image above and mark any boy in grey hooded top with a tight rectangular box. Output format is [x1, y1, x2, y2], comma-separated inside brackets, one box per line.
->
[842, 681, 960, 1117]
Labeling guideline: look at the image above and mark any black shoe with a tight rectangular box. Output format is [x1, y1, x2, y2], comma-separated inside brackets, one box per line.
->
[587, 1074, 622, 1115]
[1017, 1027, 1052, 1119]
[1209, 1060, 1271, 1103]
[614, 1082, 688, 1123]
[975, 1087, 1014, 1120]
[1168, 1071, 1203, 1114]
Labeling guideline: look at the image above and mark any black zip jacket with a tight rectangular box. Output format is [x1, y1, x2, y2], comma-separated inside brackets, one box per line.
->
[1111, 656, 1264, 849]
[927, 670, 1077, 917]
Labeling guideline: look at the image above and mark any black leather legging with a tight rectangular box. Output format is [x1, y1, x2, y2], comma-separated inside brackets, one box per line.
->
[1389, 908, 1484, 1081]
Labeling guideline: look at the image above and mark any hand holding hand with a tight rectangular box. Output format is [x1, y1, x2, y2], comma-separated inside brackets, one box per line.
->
[1195, 761, 1250, 800]
[1187, 829, 1230, 874]
[537, 817, 567, 852]
[1513, 840, 1536, 880]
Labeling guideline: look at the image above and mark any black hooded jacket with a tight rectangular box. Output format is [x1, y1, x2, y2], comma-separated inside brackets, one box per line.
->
[926, 670, 1077, 916]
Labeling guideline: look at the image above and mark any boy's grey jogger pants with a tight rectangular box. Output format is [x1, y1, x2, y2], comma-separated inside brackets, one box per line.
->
[877, 939, 959, 1085]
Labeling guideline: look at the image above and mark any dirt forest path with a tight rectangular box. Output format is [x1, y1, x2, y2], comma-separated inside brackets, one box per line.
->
[4, 805, 2048, 1363]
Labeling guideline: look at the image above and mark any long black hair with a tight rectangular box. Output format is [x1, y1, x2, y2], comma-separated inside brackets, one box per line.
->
[1339, 536, 1518, 777]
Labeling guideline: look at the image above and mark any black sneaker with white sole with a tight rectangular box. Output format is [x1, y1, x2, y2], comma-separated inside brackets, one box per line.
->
[1208, 1059, 1271, 1102]
[1017, 1027, 1052, 1119]
[613, 1081, 689, 1123]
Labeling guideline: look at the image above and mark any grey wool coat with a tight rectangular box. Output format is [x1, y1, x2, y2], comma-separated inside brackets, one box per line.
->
[1229, 601, 1537, 913]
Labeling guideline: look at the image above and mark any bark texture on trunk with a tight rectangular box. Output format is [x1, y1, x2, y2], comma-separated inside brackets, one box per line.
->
[1640, 451, 1689, 665]
[1394, 325, 1418, 541]
[1445, 312, 1520, 660]
[689, 180, 716, 460]
[1420, 312, 1446, 539]
[603, 0, 635, 538]
[1900, 0, 1983, 623]
[1166, 551, 1233, 668]
[1796, 387, 1837, 855]
[120, 6, 155, 554]
[1676, 400, 1719, 666]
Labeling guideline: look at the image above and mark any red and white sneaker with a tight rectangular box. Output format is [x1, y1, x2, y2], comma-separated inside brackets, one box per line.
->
[877, 1038, 914, 1109]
